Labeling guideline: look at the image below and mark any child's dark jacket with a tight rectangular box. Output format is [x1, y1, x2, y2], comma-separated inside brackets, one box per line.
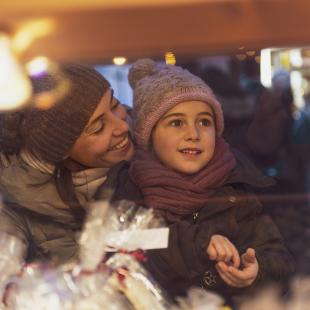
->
[96, 150, 295, 299]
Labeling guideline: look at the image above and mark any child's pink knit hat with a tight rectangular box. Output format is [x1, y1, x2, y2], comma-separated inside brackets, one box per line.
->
[128, 59, 224, 150]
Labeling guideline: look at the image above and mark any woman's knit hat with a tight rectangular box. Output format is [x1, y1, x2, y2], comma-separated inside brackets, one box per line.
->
[0, 63, 110, 164]
[128, 59, 224, 149]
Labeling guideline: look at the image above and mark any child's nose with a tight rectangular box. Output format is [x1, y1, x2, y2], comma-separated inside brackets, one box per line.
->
[185, 125, 200, 141]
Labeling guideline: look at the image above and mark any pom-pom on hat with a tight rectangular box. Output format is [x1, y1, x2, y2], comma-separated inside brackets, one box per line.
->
[128, 59, 224, 149]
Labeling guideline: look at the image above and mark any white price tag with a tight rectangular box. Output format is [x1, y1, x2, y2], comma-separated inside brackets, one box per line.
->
[105, 227, 169, 252]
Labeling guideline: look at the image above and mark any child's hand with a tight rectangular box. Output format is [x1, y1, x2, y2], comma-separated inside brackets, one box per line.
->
[215, 248, 259, 287]
[207, 234, 240, 268]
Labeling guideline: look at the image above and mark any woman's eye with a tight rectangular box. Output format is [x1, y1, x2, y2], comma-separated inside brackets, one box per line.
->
[199, 118, 211, 127]
[111, 100, 120, 111]
[170, 119, 183, 127]
[92, 121, 105, 134]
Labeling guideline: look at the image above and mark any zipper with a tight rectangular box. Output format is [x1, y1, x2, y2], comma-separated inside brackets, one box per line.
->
[193, 212, 199, 221]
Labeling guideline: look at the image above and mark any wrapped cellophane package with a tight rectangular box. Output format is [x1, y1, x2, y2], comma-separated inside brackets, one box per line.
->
[0, 200, 227, 310]
[0, 233, 24, 309]
[79, 199, 172, 310]
[2, 263, 131, 310]
[170, 287, 228, 310]
[1, 200, 169, 309]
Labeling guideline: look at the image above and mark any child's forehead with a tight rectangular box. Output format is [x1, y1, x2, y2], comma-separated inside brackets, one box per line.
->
[164, 100, 214, 115]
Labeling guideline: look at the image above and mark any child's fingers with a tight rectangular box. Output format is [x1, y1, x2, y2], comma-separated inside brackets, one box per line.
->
[218, 236, 234, 261]
[218, 262, 250, 281]
[226, 265, 252, 281]
[208, 236, 227, 261]
[247, 248, 256, 258]
[242, 248, 256, 265]
[207, 243, 217, 260]
[217, 237, 240, 266]
[216, 264, 236, 286]
[229, 242, 241, 268]
[216, 262, 244, 287]
[226, 263, 258, 285]
[216, 263, 255, 287]
[216, 261, 229, 272]
[208, 235, 240, 265]
[215, 239, 231, 262]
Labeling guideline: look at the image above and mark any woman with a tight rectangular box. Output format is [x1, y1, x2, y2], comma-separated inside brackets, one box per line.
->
[0, 63, 134, 265]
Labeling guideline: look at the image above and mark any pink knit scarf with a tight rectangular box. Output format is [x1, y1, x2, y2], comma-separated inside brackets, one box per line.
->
[129, 138, 236, 220]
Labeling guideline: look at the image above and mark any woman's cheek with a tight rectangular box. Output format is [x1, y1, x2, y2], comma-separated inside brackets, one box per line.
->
[91, 139, 110, 155]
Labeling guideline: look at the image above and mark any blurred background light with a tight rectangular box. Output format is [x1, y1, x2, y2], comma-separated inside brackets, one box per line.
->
[12, 19, 55, 55]
[165, 51, 176, 65]
[236, 54, 246, 61]
[26, 56, 50, 77]
[113, 57, 127, 66]
[246, 50, 256, 57]
[290, 49, 303, 68]
[260, 48, 272, 88]
[291, 70, 305, 110]
[0, 34, 32, 111]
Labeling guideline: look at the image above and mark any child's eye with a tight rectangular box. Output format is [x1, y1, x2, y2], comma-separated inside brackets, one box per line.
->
[169, 119, 183, 127]
[199, 118, 211, 127]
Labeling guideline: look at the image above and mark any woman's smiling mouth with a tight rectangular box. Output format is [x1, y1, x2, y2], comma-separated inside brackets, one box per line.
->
[109, 136, 130, 151]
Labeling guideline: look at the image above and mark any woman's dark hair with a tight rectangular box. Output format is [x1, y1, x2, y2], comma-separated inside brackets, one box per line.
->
[53, 162, 86, 222]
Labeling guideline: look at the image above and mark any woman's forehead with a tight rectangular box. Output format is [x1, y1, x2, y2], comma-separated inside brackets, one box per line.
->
[88, 89, 113, 122]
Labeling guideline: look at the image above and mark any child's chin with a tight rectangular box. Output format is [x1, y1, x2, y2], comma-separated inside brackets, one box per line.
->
[175, 165, 203, 175]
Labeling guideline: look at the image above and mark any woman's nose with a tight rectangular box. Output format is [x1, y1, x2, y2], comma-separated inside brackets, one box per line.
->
[111, 109, 129, 136]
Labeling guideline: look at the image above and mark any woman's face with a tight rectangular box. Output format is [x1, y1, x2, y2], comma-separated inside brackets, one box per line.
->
[151, 100, 216, 175]
[68, 89, 134, 168]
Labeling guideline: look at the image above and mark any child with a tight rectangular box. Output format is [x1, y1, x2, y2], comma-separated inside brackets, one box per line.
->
[98, 59, 295, 301]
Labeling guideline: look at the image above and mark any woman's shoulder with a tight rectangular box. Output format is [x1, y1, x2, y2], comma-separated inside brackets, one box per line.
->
[0, 152, 52, 180]
[0, 153, 76, 222]
[0, 152, 52, 196]
[0, 152, 20, 168]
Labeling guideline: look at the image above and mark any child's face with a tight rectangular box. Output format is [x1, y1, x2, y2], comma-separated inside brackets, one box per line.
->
[151, 100, 216, 174]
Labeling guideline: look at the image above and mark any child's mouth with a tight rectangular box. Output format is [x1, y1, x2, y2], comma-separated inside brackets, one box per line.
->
[179, 148, 202, 155]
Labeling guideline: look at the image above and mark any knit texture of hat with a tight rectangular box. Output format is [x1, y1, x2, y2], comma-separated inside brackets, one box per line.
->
[128, 59, 224, 149]
[21, 63, 110, 164]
